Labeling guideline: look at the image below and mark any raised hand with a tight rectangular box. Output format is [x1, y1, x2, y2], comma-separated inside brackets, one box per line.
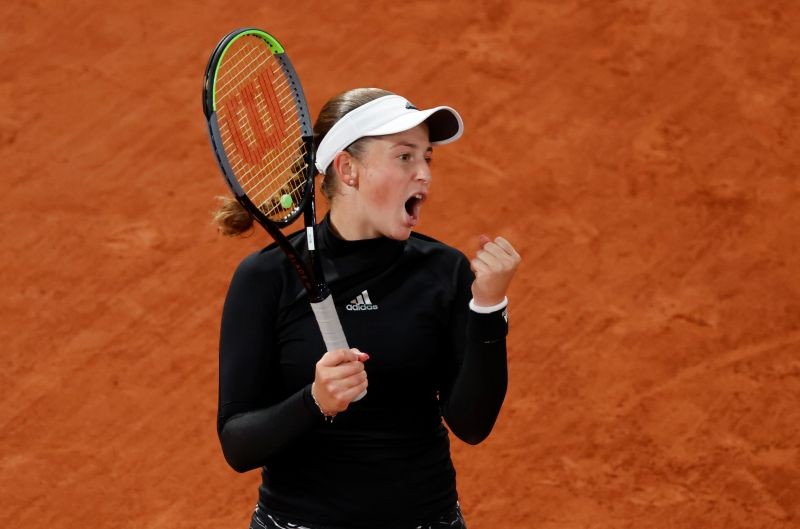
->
[470, 235, 521, 307]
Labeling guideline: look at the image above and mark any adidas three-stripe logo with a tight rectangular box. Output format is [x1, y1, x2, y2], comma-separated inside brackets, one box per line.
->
[346, 289, 379, 311]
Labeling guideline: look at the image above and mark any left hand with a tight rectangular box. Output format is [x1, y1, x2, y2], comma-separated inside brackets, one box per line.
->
[470, 235, 521, 307]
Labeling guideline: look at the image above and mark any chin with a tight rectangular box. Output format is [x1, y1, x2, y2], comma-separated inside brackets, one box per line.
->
[384, 225, 413, 241]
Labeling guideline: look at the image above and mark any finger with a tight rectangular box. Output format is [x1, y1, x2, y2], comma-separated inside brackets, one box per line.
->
[479, 242, 509, 262]
[493, 236, 521, 260]
[322, 360, 367, 381]
[340, 378, 369, 403]
[476, 248, 504, 270]
[470, 258, 492, 276]
[319, 348, 365, 367]
[481, 240, 519, 264]
[479, 246, 519, 273]
[318, 349, 352, 366]
[322, 369, 368, 398]
[477, 234, 491, 249]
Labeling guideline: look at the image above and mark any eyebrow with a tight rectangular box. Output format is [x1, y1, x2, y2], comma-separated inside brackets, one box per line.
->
[392, 141, 433, 152]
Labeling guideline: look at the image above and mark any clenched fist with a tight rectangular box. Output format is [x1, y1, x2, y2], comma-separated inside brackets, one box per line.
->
[470, 235, 521, 307]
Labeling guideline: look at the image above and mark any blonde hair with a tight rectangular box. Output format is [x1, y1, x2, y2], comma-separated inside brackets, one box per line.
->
[212, 196, 254, 237]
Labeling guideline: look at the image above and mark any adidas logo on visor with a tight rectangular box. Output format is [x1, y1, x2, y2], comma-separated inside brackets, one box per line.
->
[346, 289, 379, 311]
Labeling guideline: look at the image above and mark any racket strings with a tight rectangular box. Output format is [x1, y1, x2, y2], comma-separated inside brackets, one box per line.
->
[215, 37, 309, 222]
[234, 83, 305, 187]
[227, 101, 306, 191]
[257, 171, 308, 218]
[220, 52, 305, 185]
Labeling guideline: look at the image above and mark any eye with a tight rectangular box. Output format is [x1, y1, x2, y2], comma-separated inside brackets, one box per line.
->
[398, 153, 412, 161]
[425, 156, 433, 166]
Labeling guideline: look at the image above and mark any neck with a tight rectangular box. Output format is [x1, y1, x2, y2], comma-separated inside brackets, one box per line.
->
[329, 200, 380, 241]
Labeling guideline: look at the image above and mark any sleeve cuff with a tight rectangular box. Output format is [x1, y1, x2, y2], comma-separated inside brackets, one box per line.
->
[301, 385, 322, 419]
[467, 301, 509, 343]
[469, 297, 508, 314]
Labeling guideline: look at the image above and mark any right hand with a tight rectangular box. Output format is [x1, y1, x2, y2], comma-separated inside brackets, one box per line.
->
[313, 348, 369, 414]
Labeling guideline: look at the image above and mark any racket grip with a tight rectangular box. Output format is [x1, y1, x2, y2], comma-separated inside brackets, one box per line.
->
[310, 295, 367, 401]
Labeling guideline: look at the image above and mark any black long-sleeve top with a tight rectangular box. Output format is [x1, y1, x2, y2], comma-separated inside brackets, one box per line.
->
[217, 216, 508, 528]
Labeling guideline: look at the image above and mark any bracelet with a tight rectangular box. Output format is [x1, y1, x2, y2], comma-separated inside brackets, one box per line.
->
[311, 383, 337, 423]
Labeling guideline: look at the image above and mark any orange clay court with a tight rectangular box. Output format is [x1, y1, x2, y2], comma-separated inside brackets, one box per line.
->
[1, 1, 799, 528]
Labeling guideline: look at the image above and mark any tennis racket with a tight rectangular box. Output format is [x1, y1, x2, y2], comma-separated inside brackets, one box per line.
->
[202, 28, 355, 380]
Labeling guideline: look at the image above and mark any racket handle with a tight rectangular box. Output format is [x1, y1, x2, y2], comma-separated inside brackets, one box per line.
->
[310, 295, 367, 401]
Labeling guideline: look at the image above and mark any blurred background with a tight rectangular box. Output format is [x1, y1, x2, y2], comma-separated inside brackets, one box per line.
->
[1, 1, 798, 527]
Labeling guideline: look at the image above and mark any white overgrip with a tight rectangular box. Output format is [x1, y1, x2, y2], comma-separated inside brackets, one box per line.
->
[310, 295, 367, 401]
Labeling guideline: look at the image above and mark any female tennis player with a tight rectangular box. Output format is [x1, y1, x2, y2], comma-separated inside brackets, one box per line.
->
[215, 88, 520, 529]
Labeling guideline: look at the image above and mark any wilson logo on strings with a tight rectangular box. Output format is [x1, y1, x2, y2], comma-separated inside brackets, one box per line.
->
[223, 68, 287, 164]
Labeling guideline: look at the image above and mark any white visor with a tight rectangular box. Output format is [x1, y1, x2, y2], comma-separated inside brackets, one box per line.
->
[315, 94, 464, 174]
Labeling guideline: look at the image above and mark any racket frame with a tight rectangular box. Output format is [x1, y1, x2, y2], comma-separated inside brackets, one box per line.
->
[203, 28, 363, 400]
[202, 28, 329, 303]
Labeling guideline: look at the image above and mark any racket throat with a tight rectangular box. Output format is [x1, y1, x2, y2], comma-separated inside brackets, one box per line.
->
[309, 283, 332, 304]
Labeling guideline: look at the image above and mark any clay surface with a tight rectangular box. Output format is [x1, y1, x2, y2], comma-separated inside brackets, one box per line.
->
[2, 1, 799, 527]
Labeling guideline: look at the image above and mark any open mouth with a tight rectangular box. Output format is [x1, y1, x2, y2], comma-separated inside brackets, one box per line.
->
[404, 193, 426, 223]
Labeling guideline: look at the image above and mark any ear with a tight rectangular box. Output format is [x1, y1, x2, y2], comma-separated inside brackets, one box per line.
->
[332, 151, 358, 187]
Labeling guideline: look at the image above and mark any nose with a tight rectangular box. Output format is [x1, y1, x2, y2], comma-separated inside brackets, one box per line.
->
[415, 163, 432, 184]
